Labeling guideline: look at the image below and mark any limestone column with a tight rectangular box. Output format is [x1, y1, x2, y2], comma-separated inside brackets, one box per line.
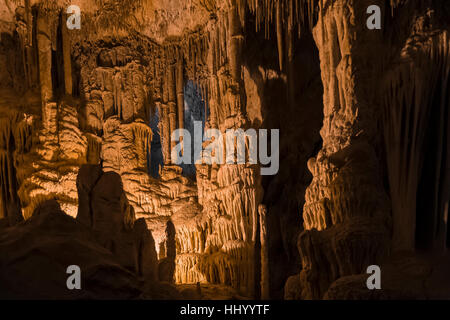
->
[176, 59, 184, 131]
[259, 204, 270, 300]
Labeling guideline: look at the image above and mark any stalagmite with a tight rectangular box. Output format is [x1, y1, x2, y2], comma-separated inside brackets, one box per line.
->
[276, 0, 284, 71]
[176, 59, 185, 131]
[176, 57, 185, 154]
[208, 76, 218, 128]
[259, 204, 269, 299]
[228, 3, 243, 82]
[286, 5, 295, 107]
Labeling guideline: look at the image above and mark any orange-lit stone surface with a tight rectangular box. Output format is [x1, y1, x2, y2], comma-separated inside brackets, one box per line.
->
[0, 0, 449, 300]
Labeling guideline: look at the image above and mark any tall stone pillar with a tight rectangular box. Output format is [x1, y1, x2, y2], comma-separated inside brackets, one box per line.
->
[299, 0, 390, 299]
[176, 58, 185, 155]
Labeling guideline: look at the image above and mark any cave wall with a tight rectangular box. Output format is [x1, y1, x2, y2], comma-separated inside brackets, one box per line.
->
[0, 0, 449, 299]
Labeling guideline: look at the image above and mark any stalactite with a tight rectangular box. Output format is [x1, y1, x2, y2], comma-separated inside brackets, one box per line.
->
[245, 0, 319, 43]
[176, 57, 185, 132]
[159, 103, 171, 165]
[193, 163, 262, 295]
[4, 0, 318, 296]
[0, 113, 24, 222]
[86, 133, 101, 164]
[132, 122, 153, 170]
[276, 0, 284, 71]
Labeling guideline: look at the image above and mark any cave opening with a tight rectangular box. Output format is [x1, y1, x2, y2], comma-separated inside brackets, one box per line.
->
[415, 63, 450, 251]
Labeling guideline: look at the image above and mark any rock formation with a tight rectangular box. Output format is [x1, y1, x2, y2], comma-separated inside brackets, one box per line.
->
[0, 0, 449, 300]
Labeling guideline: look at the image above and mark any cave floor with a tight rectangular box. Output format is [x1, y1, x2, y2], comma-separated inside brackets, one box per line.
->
[176, 284, 251, 300]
